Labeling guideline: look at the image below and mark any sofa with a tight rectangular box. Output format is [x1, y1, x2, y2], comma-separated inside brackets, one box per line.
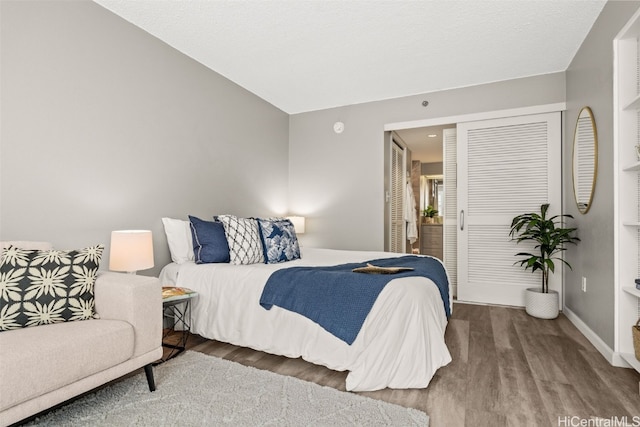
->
[0, 241, 163, 426]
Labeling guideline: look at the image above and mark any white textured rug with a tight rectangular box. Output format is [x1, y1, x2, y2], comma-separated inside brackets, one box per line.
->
[27, 351, 429, 426]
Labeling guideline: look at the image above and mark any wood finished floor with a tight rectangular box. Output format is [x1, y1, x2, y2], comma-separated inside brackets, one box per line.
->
[181, 303, 640, 427]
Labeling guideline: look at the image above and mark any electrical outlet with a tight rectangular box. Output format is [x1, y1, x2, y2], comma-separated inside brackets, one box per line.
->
[581, 277, 587, 292]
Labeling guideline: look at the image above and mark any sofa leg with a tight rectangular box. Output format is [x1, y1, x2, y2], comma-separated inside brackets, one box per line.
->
[144, 364, 156, 392]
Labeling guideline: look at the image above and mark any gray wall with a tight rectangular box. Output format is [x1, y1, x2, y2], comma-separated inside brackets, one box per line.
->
[421, 162, 443, 176]
[289, 73, 566, 250]
[563, 0, 640, 348]
[0, 0, 289, 276]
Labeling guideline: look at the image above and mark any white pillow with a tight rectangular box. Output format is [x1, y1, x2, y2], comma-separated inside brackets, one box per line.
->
[217, 215, 264, 265]
[161, 218, 194, 264]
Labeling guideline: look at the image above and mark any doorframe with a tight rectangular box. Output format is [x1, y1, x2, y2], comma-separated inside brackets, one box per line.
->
[383, 101, 566, 299]
[384, 103, 566, 132]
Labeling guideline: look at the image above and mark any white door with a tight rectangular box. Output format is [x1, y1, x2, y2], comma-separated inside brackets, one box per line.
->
[457, 112, 562, 307]
[390, 140, 406, 253]
[443, 128, 458, 297]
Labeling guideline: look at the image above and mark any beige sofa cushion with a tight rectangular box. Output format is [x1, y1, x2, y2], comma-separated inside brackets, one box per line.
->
[0, 319, 134, 412]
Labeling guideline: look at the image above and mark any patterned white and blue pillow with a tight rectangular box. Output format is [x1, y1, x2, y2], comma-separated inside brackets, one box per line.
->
[217, 215, 265, 265]
[257, 218, 301, 264]
[188, 215, 230, 264]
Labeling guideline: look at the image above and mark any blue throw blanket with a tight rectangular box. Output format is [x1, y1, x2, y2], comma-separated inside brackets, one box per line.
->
[259, 256, 450, 345]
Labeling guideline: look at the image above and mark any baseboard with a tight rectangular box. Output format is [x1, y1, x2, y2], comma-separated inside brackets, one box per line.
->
[563, 307, 625, 367]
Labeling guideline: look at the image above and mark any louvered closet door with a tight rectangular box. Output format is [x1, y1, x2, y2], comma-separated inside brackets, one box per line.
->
[443, 128, 458, 297]
[457, 112, 562, 307]
[390, 141, 406, 253]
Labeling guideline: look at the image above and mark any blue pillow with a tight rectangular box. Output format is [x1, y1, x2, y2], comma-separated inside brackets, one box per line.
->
[257, 218, 301, 264]
[188, 215, 230, 264]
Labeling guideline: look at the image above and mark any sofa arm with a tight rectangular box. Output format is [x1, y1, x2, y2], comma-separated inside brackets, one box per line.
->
[94, 271, 162, 358]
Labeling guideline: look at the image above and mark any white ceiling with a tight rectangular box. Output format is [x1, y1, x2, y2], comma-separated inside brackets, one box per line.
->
[395, 124, 455, 163]
[93, 0, 606, 115]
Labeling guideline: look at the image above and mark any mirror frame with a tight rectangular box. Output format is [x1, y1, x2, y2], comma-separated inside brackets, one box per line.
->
[572, 106, 598, 214]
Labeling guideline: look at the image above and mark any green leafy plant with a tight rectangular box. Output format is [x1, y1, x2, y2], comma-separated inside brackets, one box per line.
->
[509, 203, 580, 293]
[422, 205, 438, 218]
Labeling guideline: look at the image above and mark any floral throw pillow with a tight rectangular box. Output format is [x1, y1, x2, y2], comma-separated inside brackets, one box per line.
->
[0, 244, 104, 332]
[257, 218, 301, 263]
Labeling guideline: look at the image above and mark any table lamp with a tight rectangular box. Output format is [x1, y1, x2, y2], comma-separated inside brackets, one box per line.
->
[109, 230, 154, 274]
[287, 216, 305, 234]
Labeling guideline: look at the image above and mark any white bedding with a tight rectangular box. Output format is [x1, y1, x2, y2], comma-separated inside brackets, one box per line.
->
[159, 247, 452, 392]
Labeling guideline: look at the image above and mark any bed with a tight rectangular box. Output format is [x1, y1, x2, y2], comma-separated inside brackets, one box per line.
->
[159, 244, 452, 392]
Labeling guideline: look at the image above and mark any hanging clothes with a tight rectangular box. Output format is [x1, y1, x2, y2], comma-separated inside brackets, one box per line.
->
[405, 181, 418, 245]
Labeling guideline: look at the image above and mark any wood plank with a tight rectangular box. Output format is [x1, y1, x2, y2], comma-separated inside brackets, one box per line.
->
[534, 380, 592, 423]
[464, 408, 506, 427]
[579, 350, 640, 417]
[466, 330, 502, 413]
[513, 322, 570, 384]
[423, 317, 468, 426]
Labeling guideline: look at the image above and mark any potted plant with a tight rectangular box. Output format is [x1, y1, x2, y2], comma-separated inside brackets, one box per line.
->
[509, 203, 580, 319]
[422, 206, 438, 223]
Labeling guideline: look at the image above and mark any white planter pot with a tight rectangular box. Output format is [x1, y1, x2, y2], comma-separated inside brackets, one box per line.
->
[525, 288, 559, 319]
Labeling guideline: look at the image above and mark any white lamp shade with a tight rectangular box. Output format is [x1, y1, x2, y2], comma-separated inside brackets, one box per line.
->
[109, 230, 154, 273]
[287, 216, 305, 234]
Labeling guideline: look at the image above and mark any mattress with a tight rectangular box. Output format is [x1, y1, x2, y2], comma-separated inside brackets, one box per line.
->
[159, 247, 452, 392]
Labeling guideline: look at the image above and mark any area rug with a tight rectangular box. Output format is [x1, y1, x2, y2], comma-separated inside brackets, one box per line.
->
[26, 351, 429, 426]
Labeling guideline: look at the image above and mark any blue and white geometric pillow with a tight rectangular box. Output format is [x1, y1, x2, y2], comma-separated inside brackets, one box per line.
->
[217, 215, 265, 265]
[257, 218, 301, 264]
[0, 244, 104, 332]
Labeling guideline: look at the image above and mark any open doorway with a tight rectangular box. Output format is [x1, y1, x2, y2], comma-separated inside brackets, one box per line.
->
[393, 124, 454, 259]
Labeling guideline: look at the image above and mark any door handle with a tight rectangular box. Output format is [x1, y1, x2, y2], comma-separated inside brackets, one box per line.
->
[460, 210, 465, 231]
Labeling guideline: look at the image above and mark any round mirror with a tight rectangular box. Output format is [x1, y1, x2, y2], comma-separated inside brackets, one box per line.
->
[572, 106, 598, 214]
